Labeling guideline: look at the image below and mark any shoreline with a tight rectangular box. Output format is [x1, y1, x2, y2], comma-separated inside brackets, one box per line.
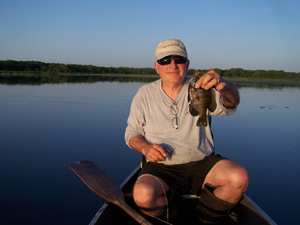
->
[0, 72, 158, 78]
[1, 72, 300, 84]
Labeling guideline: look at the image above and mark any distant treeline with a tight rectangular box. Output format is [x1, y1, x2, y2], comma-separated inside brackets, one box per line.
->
[0, 74, 158, 85]
[0, 60, 156, 75]
[1, 60, 299, 80]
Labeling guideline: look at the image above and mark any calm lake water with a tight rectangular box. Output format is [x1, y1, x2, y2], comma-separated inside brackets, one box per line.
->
[1, 78, 299, 225]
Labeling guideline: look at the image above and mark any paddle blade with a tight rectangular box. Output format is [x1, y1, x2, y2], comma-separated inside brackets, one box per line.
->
[69, 161, 124, 205]
[69, 161, 153, 225]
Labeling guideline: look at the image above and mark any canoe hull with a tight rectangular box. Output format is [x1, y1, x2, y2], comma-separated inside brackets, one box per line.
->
[90, 166, 276, 225]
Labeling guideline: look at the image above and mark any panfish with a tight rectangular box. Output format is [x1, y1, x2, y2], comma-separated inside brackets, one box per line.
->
[188, 72, 216, 127]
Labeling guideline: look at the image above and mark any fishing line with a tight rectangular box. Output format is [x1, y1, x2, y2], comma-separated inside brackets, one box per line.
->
[137, 174, 173, 225]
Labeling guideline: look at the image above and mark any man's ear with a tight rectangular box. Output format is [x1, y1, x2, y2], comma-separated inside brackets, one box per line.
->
[186, 60, 190, 70]
[154, 61, 160, 74]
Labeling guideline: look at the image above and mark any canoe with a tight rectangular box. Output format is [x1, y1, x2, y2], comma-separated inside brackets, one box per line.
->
[89, 165, 277, 225]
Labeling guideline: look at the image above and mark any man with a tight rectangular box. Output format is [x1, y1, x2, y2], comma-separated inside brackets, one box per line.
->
[125, 39, 249, 224]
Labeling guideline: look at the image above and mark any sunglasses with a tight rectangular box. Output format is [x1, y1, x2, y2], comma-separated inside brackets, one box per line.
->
[157, 55, 187, 65]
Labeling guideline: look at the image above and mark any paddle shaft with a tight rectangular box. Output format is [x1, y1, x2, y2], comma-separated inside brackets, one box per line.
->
[118, 201, 153, 225]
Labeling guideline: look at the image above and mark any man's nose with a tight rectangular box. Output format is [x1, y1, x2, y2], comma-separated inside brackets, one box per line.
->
[169, 59, 178, 68]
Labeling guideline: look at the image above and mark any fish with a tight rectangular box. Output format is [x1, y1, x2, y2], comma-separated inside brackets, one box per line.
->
[188, 72, 217, 127]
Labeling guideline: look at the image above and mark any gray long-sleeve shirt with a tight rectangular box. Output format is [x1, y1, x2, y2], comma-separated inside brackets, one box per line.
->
[125, 77, 236, 165]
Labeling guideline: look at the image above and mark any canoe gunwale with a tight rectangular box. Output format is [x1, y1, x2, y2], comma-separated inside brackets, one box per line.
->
[242, 195, 277, 225]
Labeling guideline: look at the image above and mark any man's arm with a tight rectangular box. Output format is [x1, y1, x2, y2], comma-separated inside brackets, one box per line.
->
[218, 79, 240, 108]
[129, 136, 168, 163]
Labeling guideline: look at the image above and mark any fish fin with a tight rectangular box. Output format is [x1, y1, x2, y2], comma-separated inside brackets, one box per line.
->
[196, 115, 208, 127]
[208, 89, 217, 112]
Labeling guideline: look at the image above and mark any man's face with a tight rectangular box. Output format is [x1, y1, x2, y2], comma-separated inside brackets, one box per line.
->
[154, 55, 189, 86]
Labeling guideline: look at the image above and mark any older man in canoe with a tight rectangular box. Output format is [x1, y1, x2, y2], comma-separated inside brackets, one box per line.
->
[125, 38, 249, 224]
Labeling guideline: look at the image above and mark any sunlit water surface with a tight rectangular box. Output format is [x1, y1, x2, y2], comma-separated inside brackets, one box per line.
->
[1, 81, 299, 225]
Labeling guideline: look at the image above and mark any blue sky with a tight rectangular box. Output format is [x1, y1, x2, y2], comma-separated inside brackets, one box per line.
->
[1, 0, 299, 72]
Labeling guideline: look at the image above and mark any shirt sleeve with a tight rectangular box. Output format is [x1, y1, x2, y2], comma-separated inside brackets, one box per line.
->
[124, 89, 146, 147]
[209, 90, 237, 116]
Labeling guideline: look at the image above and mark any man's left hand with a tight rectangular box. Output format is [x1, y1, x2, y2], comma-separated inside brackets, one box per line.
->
[195, 70, 228, 92]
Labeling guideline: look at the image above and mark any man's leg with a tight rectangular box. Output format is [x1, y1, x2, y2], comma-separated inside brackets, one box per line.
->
[198, 159, 249, 224]
[133, 174, 170, 217]
[203, 159, 249, 203]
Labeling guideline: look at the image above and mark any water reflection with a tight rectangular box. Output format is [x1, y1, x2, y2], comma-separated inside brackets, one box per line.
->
[1, 74, 300, 88]
[0, 74, 158, 85]
[235, 80, 300, 89]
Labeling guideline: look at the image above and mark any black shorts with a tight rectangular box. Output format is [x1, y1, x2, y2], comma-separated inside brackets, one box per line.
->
[138, 154, 225, 195]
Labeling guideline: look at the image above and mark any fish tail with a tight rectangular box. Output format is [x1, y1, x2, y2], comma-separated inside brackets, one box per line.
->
[197, 114, 208, 127]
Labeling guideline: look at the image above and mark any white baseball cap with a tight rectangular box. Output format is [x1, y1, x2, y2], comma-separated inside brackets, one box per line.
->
[155, 39, 188, 60]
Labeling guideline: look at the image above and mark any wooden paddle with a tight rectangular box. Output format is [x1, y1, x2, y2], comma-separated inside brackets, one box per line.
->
[69, 161, 152, 225]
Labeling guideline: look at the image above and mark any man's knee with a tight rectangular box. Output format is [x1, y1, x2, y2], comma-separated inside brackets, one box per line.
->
[204, 160, 249, 203]
[229, 166, 249, 193]
[133, 181, 157, 207]
[133, 175, 169, 208]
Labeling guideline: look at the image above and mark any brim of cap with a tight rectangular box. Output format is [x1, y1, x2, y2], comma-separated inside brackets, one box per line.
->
[156, 50, 187, 60]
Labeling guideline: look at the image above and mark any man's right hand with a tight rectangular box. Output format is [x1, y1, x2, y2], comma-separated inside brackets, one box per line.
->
[129, 136, 168, 162]
[141, 144, 168, 162]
